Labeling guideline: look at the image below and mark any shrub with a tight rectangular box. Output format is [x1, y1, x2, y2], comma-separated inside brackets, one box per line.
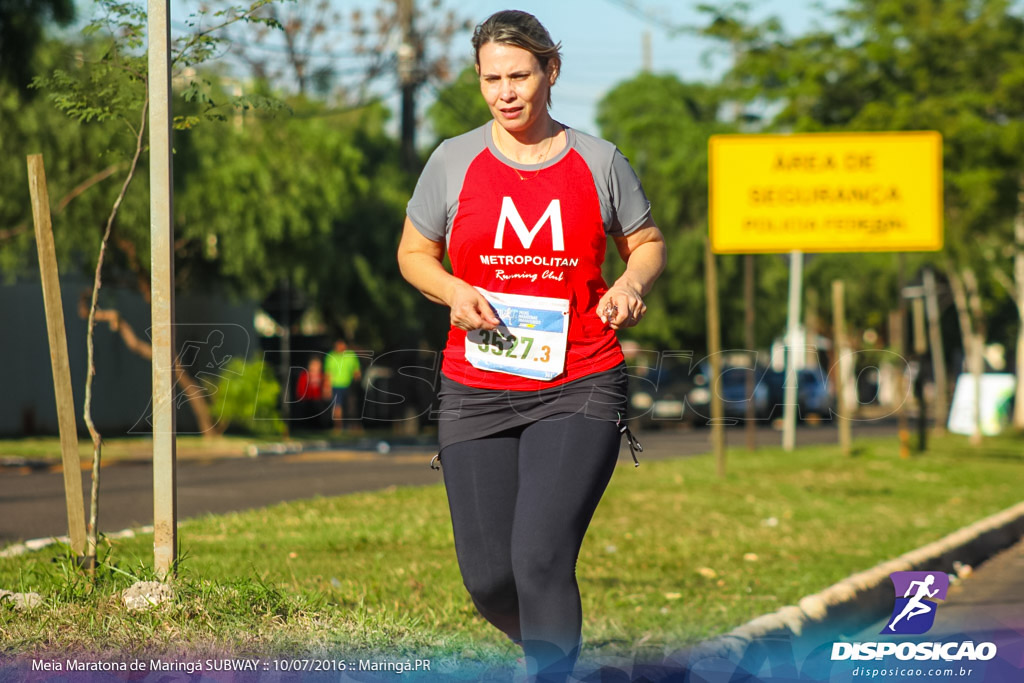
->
[211, 359, 284, 436]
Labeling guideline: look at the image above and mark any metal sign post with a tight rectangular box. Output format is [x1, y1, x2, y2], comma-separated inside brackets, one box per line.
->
[148, 0, 177, 578]
[782, 251, 803, 452]
[832, 280, 852, 456]
[704, 238, 725, 476]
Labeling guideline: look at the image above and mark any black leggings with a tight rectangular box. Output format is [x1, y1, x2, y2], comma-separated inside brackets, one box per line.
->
[439, 413, 621, 679]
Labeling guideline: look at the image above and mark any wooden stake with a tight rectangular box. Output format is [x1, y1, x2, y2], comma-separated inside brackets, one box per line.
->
[148, 0, 178, 578]
[832, 280, 852, 456]
[27, 154, 87, 559]
[896, 255, 910, 458]
[912, 298, 928, 355]
[891, 307, 911, 458]
[705, 238, 725, 477]
[912, 296, 928, 452]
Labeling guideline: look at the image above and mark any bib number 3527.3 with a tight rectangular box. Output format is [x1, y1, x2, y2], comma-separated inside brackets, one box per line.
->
[464, 288, 569, 381]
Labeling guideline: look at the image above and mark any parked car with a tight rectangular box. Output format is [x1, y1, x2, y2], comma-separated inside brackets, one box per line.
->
[631, 359, 819, 428]
[685, 364, 712, 426]
[361, 350, 439, 434]
[797, 367, 834, 419]
[719, 365, 772, 421]
[762, 367, 834, 421]
[627, 354, 701, 429]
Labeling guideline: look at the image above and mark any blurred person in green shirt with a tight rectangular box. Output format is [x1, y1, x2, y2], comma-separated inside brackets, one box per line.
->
[325, 338, 362, 433]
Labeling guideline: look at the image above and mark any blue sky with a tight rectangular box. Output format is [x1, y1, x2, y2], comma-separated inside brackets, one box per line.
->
[154, 0, 839, 136]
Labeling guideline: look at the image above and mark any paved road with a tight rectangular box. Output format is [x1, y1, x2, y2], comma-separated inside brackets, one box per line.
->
[0, 422, 897, 546]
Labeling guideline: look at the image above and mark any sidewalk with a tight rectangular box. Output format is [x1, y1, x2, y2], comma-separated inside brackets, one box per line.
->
[840, 538, 1024, 682]
[865, 536, 1024, 641]
[654, 508, 1024, 683]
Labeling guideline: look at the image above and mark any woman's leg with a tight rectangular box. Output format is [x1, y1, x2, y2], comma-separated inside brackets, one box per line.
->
[440, 432, 523, 643]
[511, 414, 621, 679]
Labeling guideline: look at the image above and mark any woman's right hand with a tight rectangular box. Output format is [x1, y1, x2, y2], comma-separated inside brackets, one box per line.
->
[397, 218, 499, 331]
[446, 281, 500, 331]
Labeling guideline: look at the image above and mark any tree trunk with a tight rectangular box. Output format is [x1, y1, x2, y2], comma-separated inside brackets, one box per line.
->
[948, 268, 984, 445]
[962, 269, 987, 445]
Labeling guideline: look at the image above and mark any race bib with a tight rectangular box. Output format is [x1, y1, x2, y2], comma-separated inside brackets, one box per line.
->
[464, 288, 570, 381]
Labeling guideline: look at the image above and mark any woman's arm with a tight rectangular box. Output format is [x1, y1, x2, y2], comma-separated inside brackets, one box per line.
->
[397, 217, 500, 331]
[597, 220, 667, 330]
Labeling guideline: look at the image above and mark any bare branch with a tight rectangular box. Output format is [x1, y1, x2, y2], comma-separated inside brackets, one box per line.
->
[86, 300, 153, 359]
[173, 1, 279, 69]
[0, 223, 29, 242]
[962, 267, 986, 336]
[1, 163, 126, 243]
[82, 298, 219, 434]
[56, 163, 126, 212]
[945, 262, 974, 347]
[83, 96, 149, 448]
[113, 235, 152, 303]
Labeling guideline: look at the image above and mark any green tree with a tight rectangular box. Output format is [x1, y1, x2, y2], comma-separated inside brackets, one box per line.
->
[15, 2, 438, 407]
[30, 0, 286, 437]
[426, 64, 492, 144]
[0, 39, 129, 275]
[21, 0, 287, 565]
[596, 72, 789, 352]
[598, 74, 721, 231]
[173, 98, 428, 349]
[704, 0, 1024, 428]
[0, 0, 74, 92]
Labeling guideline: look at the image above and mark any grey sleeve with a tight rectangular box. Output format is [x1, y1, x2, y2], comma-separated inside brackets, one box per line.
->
[406, 143, 448, 242]
[607, 148, 652, 236]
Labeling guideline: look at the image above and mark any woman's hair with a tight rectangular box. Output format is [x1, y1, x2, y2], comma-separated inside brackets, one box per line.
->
[472, 10, 562, 105]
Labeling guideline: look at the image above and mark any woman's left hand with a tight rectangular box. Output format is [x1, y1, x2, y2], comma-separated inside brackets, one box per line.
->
[597, 280, 646, 330]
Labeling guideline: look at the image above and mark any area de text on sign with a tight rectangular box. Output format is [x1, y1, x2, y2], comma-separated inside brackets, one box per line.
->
[709, 132, 943, 254]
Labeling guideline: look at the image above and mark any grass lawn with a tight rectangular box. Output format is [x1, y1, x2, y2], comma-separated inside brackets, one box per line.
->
[0, 433, 1021, 667]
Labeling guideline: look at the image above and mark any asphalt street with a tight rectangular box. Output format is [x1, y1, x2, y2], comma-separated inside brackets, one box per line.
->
[0, 422, 898, 546]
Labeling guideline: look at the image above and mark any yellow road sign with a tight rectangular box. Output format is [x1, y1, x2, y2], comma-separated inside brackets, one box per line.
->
[709, 132, 943, 254]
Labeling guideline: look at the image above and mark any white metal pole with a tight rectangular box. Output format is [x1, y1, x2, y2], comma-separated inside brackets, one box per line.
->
[148, 0, 177, 578]
[782, 251, 803, 451]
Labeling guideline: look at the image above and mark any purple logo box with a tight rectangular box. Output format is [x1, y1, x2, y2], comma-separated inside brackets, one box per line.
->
[883, 571, 950, 635]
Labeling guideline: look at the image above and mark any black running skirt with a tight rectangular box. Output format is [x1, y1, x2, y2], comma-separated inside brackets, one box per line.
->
[436, 363, 629, 450]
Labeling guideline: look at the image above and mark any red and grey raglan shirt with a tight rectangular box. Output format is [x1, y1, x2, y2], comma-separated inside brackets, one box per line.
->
[409, 122, 651, 387]
[408, 123, 651, 446]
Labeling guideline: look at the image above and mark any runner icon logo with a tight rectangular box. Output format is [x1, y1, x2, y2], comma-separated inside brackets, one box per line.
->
[883, 571, 950, 635]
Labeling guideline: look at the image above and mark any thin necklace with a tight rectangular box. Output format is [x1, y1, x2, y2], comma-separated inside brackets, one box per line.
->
[492, 121, 558, 181]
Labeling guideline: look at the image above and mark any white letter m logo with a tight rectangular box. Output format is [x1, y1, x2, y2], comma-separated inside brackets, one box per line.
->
[494, 197, 564, 251]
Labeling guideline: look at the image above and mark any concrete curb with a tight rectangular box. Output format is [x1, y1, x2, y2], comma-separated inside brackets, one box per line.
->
[0, 526, 154, 559]
[673, 500, 1024, 663]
